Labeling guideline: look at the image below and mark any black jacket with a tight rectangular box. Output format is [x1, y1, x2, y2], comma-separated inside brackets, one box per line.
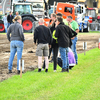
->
[7, 15, 13, 23]
[34, 25, 52, 45]
[55, 22, 75, 48]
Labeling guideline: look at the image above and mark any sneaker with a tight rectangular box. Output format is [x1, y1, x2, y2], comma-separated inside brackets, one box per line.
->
[54, 70, 56, 72]
[9, 70, 12, 73]
[66, 68, 69, 72]
[49, 59, 53, 63]
[42, 68, 45, 71]
[45, 69, 48, 72]
[61, 68, 67, 72]
[17, 70, 20, 74]
[76, 62, 78, 65]
[38, 69, 41, 72]
[69, 66, 74, 70]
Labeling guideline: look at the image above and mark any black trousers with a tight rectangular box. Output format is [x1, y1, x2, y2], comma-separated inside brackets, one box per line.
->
[43, 44, 58, 70]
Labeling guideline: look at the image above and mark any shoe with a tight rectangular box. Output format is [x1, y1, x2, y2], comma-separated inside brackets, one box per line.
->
[42, 68, 44, 71]
[38, 69, 41, 72]
[9, 70, 12, 73]
[66, 68, 69, 72]
[17, 70, 20, 74]
[54, 70, 56, 72]
[49, 59, 53, 63]
[45, 69, 48, 72]
[61, 68, 67, 72]
[76, 62, 78, 65]
[69, 66, 74, 70]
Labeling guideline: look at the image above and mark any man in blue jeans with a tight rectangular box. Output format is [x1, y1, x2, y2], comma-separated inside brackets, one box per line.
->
[55, 17, 74, 72]
[67, 16, 79, 65]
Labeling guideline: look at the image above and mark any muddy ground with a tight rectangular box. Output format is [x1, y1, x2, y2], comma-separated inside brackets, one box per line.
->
[0, 33, 100, 82]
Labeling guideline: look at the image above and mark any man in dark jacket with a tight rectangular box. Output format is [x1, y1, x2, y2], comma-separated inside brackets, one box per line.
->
[34, 18, 52, 72]
[7, 11, 13, 28]
[55, 17, 74, 72]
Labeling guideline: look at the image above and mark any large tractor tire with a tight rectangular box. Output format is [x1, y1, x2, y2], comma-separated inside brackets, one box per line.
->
[0, 20, 5, 33]
[22, 17, 34, 33]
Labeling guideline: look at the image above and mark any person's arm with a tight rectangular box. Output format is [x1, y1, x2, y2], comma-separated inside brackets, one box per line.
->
[48, 28, 53, 45]
[71, 21, 79, 39]
[18, 25, 25, 42]
[7, 26, 11, 41]
[71, 28, 77, 37]
[55, 26, 59, 38]
[76, 29, 79, 33]
[7, 15, 9, 22]
[34, 28, 38, 44]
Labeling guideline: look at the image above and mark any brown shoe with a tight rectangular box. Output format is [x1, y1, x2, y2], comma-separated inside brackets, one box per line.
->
[61, 68, 67, 72]
[66, 68, 69, 72]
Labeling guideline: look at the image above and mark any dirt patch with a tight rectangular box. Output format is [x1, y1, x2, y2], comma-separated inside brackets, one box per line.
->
[0, 33, 100, 82]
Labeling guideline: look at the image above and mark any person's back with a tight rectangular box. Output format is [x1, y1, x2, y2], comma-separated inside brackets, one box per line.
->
[34, 25, 52, 44]
[7, 16, 25, 74]
[55, 22, 73, 48]
[7, 22, 24, 42]
[34, 18, 52, 72]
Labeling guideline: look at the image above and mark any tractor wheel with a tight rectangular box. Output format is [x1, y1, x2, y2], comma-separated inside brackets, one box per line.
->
[0, 20, 5, 33]
[22, 17, 34, 33]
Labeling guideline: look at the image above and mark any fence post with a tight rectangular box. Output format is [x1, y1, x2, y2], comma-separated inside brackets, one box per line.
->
[98, 38, 100, 49]
[83, 42, 87, 55]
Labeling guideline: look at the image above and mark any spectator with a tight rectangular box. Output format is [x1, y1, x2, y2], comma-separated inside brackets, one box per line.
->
[58, 47, 76, 69]
[7, 11, 13, 28]
[55, 17, 74, 72]
[2, 13, 8, 33]
[7, 16, 25, 74]
[14, 12, 19, 18]
[50, 13, 59, 72]
[34, 18, 52, 72]
[67, 16, 79, 65]
[43, 13, 58, 72]
[56, 12, 68, 25]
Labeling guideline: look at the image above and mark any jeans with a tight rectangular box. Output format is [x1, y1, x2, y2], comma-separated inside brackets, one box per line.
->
[71, 36, 78, 64]
[8, 22, 12, 28]
[8, 40, 24, 70]
[59, 47, 69, 69]
[4, 23, 8, 33]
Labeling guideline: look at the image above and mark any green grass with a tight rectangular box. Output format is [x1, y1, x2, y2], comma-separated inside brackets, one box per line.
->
[79, 31, 100, 34]
[0, 33, 6, 34]
[0, 48, 100, 100]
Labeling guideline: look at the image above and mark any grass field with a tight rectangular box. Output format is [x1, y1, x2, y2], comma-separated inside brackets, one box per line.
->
[0, 48, 100, 100]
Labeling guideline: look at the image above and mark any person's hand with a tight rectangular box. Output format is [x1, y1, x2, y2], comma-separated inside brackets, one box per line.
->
[34, 43, 36, 45]
[71, 37, 75, 40]
[49, 45, 51, 48]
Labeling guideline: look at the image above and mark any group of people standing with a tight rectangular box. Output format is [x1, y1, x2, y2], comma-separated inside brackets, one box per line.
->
[34, 12, 79, 72]
[6, 12, 79, 74]
[3, 11, 19, 33]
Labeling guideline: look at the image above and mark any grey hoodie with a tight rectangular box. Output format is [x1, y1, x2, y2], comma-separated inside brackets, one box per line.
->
[7, 22, 25, 42]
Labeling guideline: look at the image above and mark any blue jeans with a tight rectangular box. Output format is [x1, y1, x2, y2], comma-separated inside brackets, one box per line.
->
[8, 23, 12, 28]
[4, 23, 8, 33]
[59, 47, 69, 69]
[8, 40, 24, 70]
[71, 37, 78, 64]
